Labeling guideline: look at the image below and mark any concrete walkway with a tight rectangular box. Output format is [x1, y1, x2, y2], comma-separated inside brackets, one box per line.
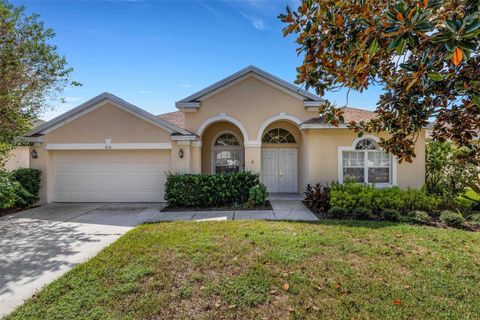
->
[148, 200, 318, 222]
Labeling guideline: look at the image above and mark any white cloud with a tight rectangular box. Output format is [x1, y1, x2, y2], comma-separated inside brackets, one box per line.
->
[239, 11, 268, 31]
[252, 19, 267, 31]
[177, 83, 191, 88]
[199, 1, 222, 19]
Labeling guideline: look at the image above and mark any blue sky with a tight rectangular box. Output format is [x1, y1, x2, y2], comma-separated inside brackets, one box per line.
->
[15, 0, 383, 120]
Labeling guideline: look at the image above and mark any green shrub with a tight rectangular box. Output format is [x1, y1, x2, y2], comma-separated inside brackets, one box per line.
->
[327, 206, 349, 218]
[330, 181, 440, 216]
[381, 208, 401, 222]
[426, 141, 477, 204]
[0, 171, 19, 210]
[303, 183, 330, 213]
[165, 172, 260, 208]
[12, 168, 41, 207]
[407, 210, 432, 224]
[329, 181, 375, 212]
[440, 210, 465, 227]
[468, 214, 480, 227]
[353, 207, 374, 220]
[247, 184, 268, 207]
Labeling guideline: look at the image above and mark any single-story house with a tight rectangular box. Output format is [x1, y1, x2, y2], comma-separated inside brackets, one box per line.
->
[25, 66, 425, 204]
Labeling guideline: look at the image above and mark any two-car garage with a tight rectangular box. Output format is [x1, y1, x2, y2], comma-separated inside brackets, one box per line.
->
[25, 93, 194, 204]
[52, 150, 170, 202]
[52, 150, 171, 202]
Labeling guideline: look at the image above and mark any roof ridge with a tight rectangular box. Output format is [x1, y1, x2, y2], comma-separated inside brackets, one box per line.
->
[25, 93, 191, 137]
[176, 66, 324, 108]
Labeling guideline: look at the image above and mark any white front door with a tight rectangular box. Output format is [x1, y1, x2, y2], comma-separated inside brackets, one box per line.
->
[261, 148, 297, 193]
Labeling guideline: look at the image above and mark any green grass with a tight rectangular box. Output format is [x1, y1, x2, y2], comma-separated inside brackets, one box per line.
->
[7, 220, 480, 320]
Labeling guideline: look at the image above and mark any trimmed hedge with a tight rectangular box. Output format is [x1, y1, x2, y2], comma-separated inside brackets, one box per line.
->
[329, 182, 440, 216]
[165, 172, 261, 208]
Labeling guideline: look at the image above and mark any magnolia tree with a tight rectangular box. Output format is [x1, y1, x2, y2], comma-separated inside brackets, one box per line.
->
[280, 0, 480, 164]
[0, 0, 77, 163]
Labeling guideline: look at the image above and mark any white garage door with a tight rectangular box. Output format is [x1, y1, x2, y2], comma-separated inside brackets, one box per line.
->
[53, 150, 170, 202]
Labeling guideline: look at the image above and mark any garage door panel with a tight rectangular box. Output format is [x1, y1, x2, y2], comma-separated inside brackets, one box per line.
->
[53, 150, 170, 202]
[54, 162, 169, 176]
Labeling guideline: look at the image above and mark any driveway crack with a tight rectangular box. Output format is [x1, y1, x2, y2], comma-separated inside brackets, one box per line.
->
[64, 203, 111, 222]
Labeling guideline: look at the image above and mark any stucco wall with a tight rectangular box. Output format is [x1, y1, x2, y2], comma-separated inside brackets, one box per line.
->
[29, 144, 53, 204]
[302, 129, 426, 189]
[45, 102, 172, 144]
[185, 76, 317, 141]
[4, 146, 30, 171]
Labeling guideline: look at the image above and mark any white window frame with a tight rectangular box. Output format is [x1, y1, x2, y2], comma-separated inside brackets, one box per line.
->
[338, 135, 397, 187]
[211, 130, 244, 174]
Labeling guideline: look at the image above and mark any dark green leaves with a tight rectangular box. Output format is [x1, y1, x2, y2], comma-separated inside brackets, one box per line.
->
[280, 0, 480, 163]
[427, 72, 443, 81]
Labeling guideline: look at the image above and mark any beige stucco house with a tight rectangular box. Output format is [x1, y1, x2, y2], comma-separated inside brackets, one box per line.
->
[25, 66, 425, 204]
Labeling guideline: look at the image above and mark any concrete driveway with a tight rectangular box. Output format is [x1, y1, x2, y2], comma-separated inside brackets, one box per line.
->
[0, 202, 164, 317]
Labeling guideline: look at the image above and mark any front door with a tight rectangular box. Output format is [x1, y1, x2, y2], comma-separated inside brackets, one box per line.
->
[261, 148, 297, 193]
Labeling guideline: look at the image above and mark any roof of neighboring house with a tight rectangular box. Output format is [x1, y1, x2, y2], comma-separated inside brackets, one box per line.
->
[26, 92, 192, 137]
[157, 111, 185, 129]
[175, 65, 325, 110]
[302, 107, 377, 125]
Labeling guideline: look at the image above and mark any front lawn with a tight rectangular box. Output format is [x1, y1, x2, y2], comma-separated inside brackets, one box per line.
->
[8, 221, 480, 319]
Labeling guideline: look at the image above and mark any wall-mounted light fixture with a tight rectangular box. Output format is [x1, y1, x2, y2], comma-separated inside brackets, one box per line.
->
[31, 149, 38, 159]
[179, 148, 184, 159]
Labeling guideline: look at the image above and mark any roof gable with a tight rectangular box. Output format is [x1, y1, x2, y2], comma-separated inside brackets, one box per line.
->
[26, 93, 190, 137]
[175, 66, 324, 110]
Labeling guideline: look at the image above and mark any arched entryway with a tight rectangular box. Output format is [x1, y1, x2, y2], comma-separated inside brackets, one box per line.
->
[200, 121, 245, 174]
[260, 121, 299, 193]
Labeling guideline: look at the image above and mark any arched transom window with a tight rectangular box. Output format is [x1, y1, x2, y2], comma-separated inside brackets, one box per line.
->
[215, 133, 239, 146]
[342, 138, 391, 185]
[212, 133, 242, 174]
[262, 128, 296, 144]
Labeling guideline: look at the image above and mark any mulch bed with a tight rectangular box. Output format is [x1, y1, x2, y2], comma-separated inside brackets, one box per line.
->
[303, 201, 479, 232]
[0, 207, 26, 218]
[162, 200, 272, 212]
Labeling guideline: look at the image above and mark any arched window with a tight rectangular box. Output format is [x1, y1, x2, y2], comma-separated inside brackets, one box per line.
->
[262, 128, 296, 144]
[212, 133, 242, 174]
[342, 138, 391, 184]
[214, 133, 239, 146]
[355, 138, 378, 150]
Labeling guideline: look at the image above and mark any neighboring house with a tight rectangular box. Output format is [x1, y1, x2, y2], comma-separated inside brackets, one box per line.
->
[4, 120, 45, 171]
[24, 66, 425, 204]
[4, 146, 30, 171]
